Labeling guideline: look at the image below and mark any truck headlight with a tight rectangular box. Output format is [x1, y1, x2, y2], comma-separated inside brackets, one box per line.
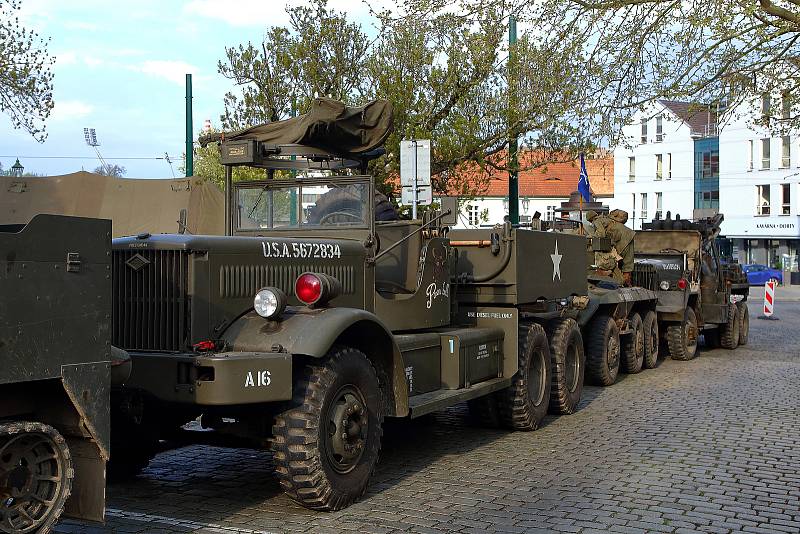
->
[659, 280, 670, 290]
[254, 287, 287, 319]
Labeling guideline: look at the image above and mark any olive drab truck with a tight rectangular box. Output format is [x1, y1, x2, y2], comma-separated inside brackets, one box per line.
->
[108, 98, 590, 511]
[633, 213, 750, 360]
[0, 214, 123, 533]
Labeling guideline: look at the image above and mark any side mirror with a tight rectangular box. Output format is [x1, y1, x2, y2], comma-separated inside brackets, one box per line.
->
[438, 196, 458, 226]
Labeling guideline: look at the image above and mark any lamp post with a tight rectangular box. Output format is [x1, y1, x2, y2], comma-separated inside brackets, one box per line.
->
[10, 158, 24, 177]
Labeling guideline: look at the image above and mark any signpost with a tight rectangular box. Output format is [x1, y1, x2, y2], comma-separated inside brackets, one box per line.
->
[400, 139, 432, 219]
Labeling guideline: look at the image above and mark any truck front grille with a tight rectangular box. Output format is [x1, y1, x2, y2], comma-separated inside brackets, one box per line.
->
[632, 263, 658, 291]
[112, 249, 189, 351]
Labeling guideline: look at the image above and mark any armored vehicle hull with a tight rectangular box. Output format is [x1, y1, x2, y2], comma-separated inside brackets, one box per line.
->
[0, 214, 114, 532]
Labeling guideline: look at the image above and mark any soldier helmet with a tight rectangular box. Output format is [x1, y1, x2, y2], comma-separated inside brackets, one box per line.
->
[609, 209, 629, 223]
[585, 210, 599, 222]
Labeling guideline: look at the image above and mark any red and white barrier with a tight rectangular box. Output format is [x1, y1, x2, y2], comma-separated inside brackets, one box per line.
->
[763, 280, 775, 317]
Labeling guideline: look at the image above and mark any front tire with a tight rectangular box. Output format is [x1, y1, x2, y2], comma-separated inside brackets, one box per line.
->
[667, 307, 699, 360]
[547, 318, 585, 415]
[642, 310, 659, 369]
[272, 347, 384, 511]
[719, 303, 740, 350]
[737, 302, 749, 346]
[0, 422, 73, 534]
[621, 313, 644, 374]
[586, 315, 621, 386]
[498, 323, 552, 430]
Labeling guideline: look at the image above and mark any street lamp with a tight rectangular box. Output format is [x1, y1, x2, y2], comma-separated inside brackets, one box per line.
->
[10, 158, 24, 177]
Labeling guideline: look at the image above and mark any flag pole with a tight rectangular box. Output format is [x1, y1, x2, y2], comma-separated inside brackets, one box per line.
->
[579, 153, 584, 235]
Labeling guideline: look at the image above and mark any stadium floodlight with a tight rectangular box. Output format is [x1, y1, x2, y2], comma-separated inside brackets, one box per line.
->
[84, 128, 99, 147]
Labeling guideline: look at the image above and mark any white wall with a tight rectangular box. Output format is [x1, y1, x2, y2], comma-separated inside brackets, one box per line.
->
[613, 104, 696, 229]
[452, 196, 569, 229]
[718, 96, 800, 239]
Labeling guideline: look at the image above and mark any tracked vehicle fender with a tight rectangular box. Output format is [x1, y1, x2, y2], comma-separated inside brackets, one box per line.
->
[221, 308, 409, 416]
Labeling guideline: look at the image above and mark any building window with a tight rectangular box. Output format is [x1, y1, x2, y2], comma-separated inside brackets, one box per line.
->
[748, 140, 754, 171]
[467, 205, 480, 226]
[782, 184, 790, 215]
[546, 205, 556, 221]
[631, 193, 636, 222]
[655, 192, 663, 220]
[655, 115, 663, 142]
[640, 193, 648, 220]
[757, 185, 771, 215]
[667, 153, 672, 179]
[782, 136, 790, 168]
[782, 90, 791, 119]
[640, 118, 647, 144]
[762, 93, 771, 119]
[628, 157, 636, 181]
[762, 138, 771, 169]
[656, 154, 663, 180]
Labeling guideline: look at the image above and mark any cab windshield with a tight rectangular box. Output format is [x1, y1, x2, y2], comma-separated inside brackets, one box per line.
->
[236, 179, 371, 231]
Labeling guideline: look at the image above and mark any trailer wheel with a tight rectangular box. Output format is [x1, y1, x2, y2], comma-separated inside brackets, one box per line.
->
[642, 311, 659, 369]
[667, 307, 699, 360]
[719, 303, 740, 350]
[586, 315, 620, 386]
[547, 318, 584, 415]
[498, 323, 552, 430]
[621, 313, 644, 374]
[0, 422, 73, 534]
[272, 346, 384, 511]
[736, 302, 749, 346]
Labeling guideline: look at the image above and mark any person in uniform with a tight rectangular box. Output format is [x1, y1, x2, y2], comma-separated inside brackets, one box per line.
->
[586, 209, 635, 286]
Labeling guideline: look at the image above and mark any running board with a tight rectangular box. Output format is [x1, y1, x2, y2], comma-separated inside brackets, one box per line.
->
[408, 377, 511, 419]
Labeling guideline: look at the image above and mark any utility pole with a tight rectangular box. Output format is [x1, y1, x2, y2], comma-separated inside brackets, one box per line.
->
[508, 14, 519, 225]
[185, 73, 193, 177]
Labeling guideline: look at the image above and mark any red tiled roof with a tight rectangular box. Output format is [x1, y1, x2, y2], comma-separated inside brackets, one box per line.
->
[658, 100, 717, 136]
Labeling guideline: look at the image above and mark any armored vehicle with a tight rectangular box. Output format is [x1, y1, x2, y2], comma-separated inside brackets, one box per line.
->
[0, 214, 120, 533]
[109, 99, 589, 511]
[634, 213, 750, 360]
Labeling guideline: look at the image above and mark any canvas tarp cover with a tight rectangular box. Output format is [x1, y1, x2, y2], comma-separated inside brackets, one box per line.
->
[200, 98, 393, 156]
[0, 172, 225, 237]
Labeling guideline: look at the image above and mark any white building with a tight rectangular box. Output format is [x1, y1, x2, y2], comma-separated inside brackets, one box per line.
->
[613, 101, 717, 230]
[719, 93, 799, 269]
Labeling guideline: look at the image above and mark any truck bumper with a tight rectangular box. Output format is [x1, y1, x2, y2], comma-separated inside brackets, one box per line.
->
[126, 351, 293, 405]
[655, 290, 689, 321]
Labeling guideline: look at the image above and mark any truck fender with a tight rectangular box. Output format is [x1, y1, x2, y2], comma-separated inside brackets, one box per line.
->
[221, 308, 409, 417]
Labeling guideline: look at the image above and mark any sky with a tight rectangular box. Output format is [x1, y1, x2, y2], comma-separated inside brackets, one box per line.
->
[1, 0, 384, 178]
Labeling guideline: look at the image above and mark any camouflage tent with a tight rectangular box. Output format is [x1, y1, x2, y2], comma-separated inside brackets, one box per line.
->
[0, 172, 225, 237]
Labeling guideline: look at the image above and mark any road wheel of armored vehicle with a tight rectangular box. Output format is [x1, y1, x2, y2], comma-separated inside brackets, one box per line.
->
[547, 318, 584, 415]
[642, 310, 659, 369]
[498, 323, 552, 430]
[621, 313, 645, 374]
[737, 302, 749, 346]
[719, 303, 740, 350]
[667, 307, 699, 361]
[272, 347, 384, 511]
[0, 422, 73, 534]
[586, 315, 621, 387]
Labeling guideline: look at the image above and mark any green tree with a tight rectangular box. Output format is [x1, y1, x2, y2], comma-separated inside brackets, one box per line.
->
[93, 164, 126, 177]
[0, 0, 55, 141]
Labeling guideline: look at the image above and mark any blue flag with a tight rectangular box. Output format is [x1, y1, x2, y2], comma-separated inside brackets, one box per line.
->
[577, 153, 591, 202]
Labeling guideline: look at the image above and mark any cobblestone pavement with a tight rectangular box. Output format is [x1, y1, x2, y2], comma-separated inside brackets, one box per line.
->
[56, 299, 800, 533]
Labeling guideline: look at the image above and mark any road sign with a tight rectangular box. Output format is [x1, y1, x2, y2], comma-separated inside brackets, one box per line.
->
[400, 140, 431, 187]
[401, 185, 432, 206]
[763, 280, 775, 317]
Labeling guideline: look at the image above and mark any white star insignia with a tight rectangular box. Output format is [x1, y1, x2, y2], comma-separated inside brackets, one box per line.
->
[551, 241, 563, 281]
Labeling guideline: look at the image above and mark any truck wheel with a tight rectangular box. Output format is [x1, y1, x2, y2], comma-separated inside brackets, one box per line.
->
[0, 422, 73, 534]
[737, 302, 749, 346]
[642, 311, 659, 369]
[272, 347, 384, 511]
[498, 323, 552, 430]
[586, 315, 620, 386]
[719, 303, 740, 350]
[547, 318, 584, 415]
[621, 313, 644, 374]
[667, 307, 699, 360]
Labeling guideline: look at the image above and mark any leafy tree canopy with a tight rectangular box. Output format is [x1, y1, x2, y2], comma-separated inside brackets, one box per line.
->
[93, 164, 127, 177]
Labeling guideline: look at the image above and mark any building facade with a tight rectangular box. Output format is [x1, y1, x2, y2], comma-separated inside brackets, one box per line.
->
[718, 93, 799, 270]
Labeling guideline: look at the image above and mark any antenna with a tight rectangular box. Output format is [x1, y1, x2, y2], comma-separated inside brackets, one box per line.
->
[83, 127, 111, 174]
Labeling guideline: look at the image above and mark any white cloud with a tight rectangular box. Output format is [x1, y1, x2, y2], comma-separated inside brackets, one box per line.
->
[54, 51, 77, 66]
[50, 100, 94, 121]
[135, 60, 202, 85]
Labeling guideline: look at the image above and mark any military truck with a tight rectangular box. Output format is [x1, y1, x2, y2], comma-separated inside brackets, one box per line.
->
[633, 213, 750, 360]
[0, 214, 121, 533]
[109, 99, 590, 511]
